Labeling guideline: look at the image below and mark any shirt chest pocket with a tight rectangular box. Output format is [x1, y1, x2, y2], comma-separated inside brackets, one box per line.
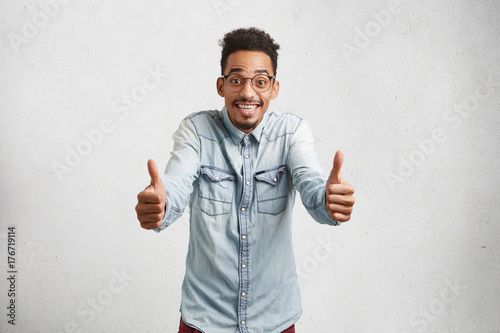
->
[198, 166, 235, 216]
[254, 165, 289, 215]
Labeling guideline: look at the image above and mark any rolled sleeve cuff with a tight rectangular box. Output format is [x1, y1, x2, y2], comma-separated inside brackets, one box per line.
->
[153, 177, 187, 233]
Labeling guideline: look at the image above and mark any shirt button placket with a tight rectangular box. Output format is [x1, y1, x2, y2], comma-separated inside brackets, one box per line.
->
[238, 136, 252, 333]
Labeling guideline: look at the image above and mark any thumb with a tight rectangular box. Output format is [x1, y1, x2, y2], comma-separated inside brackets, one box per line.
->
[147, 159, 162, 191]
[329, 150, 344, 185]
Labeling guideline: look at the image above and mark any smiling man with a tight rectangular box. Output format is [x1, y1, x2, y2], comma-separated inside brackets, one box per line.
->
[135, 28, 355, 333]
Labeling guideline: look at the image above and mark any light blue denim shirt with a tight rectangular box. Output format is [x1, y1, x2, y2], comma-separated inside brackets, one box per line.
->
[155, 106, 339, 333]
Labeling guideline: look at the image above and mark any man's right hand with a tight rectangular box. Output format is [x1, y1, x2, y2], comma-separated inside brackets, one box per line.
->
[135, 159, 167, 230]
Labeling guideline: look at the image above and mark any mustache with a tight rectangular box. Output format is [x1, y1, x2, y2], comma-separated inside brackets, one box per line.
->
[234, 99, 262, 105]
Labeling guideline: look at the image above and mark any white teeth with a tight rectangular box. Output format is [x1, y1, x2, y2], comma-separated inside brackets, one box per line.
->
[237, 104, 258, 111]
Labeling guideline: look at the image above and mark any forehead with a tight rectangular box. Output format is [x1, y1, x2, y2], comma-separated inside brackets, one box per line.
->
[225, 50, 273, 75]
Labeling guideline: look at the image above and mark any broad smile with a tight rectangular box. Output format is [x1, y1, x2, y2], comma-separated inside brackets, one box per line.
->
[234, 103, 261, 117]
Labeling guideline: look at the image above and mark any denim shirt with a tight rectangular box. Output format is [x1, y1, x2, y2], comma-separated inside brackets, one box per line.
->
[155, 106, 339, 333]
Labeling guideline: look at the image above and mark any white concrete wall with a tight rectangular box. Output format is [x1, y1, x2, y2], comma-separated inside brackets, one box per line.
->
[1, 0, 499, 332]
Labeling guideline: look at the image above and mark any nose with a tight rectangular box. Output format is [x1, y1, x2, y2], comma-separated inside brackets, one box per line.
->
[239, 79, 257, 99]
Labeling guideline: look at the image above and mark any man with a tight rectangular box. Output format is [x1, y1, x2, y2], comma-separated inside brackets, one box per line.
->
[135, 27, 355, 333]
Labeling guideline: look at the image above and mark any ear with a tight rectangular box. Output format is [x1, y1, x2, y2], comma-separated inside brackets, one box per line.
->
[270, 80, 279, 100]
[217, 77, 225, 97]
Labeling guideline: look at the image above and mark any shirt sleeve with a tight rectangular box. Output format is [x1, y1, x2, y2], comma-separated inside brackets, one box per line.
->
[287, 120, 340, 226]
[154, 118, 201, 233]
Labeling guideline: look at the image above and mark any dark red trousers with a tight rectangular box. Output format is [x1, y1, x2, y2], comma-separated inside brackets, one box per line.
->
[179, 317, 295, 333]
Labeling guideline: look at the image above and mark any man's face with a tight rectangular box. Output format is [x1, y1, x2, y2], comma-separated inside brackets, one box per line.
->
[217, 50, 279, 133]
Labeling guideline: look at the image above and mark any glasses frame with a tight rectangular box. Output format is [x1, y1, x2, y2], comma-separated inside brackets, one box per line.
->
[221, 73, 276, 93]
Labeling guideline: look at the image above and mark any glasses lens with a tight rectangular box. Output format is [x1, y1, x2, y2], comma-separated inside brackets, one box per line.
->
[252, 75, 271, 92]
[226, 74, 244, 92]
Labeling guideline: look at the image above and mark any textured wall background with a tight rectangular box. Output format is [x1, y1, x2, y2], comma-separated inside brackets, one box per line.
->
[1, 0, 499, 332]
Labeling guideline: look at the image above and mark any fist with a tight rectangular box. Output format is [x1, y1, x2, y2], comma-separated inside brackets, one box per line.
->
[135, 159, 167, 229]
[326, 150, 355, 222]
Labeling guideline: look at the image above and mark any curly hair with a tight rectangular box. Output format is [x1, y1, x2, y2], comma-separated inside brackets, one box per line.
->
[219, 27, 280, 76]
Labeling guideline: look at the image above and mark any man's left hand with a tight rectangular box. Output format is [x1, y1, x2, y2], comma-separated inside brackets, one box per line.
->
[326, 150, 355, 222]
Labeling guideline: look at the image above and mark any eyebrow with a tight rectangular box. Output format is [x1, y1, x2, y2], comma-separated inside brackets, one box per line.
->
[228, 68, 271, 75]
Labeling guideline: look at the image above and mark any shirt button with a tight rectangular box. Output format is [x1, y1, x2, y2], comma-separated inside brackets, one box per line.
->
[245, 136, 249, 140]
[273, 177, 277, 182]
[241, 320, 246, 325]
[215, 176, 220, 180]
[245, 180, 250, 185]
[244, 155, 249, 159]
[241, 207, 245, 212]
[241, 292, 246, 296]
[241, 235, 246, 240]
[241, 264, 246, 268]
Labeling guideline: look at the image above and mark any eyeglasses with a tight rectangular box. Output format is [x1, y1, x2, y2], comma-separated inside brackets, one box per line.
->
[221, 73, 276, 93]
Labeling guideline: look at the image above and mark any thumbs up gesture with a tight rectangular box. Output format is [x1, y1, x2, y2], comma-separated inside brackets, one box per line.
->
[135, 159, 167, 229]
[326, 150, 355, 222]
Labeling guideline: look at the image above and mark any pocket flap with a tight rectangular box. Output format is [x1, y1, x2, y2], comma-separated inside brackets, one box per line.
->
[200, 166, 235, 182]
[254, 165, 287, 185]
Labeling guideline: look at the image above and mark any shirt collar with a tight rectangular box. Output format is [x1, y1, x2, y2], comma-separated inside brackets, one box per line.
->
[222, 105, 269, 145]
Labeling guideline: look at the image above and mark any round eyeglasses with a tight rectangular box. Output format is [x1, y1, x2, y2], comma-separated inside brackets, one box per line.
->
[221, 73, 276, 93]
